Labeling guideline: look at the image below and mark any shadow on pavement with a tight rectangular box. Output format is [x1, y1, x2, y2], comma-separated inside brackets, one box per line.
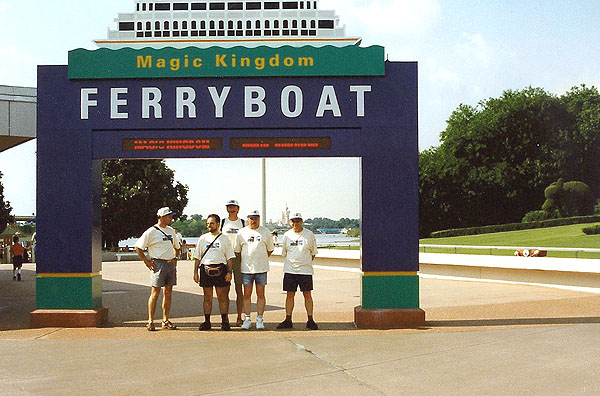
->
[1, 269, 354, 331]
[427, 316, 600, 328]
[102, 279, 283, 328]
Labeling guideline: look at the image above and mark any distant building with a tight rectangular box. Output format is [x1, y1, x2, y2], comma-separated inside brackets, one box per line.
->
[278, 204, 290, 226]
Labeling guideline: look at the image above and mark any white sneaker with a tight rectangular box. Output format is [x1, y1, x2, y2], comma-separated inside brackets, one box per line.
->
[256, 316, 265, 330]
[241, 317, 251, 330]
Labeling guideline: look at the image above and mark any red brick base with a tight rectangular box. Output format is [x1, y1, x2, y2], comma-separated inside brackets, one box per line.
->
[354, 306, 425, 329]
[30, 307, 108, 328]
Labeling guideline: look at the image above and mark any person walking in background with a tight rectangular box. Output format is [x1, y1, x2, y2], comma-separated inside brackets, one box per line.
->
[10, 235, 25, 281]
[277, 213, 319, 330]
[220, 199, 245, 326]
[134, 207, 181, 332]
[193, 214, 235, 331]
[30, 232, 36, 262]
[173, 227, 184, 259]
[234, 210, 274, 330]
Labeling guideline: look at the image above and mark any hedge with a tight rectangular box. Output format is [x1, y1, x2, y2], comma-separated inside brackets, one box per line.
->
[582, 225, 600, 235]
[429, 215, 600, 238]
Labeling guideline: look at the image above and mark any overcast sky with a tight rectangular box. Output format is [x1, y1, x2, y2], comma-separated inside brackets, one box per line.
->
[1, 0, 600, 221]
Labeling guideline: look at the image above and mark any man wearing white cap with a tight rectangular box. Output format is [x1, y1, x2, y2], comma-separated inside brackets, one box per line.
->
[234, 210, 274, 330]
[277, 212, 319, 330]
[220, 199, 245, 326]
[135, 207, 181, 331]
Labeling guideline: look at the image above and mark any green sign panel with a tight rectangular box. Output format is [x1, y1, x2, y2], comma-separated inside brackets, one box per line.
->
[68, 45, 385, 79]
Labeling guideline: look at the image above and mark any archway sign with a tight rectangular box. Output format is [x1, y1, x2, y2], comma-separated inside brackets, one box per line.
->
[32, 44, 422, 329]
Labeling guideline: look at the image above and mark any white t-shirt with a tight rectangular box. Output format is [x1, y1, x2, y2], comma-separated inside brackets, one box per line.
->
[135, 225, 180, 260]
[194, 233, 235, 265]
[221, 217, 245, 246]
[175, 232, 184, 246]
[234, 226, 275, 274]
[281, 228, 318, 275]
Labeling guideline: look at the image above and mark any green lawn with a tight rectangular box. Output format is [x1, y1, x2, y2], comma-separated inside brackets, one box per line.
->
[419, 223, 600, 259]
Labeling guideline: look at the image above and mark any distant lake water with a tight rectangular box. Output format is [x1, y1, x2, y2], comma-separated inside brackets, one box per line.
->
[119, 233, 359, 248]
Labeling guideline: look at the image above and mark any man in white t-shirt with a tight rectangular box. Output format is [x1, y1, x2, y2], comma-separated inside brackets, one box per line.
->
[193, 214, 236, 331]
[173, 227, 184, 259]
[277, 212, 319, 330]
[134, 207, 181, 332]
[234, 210, 274, 330]
[220, 199, 245, 326]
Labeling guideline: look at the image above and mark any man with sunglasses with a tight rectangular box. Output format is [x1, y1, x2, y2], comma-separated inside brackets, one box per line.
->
[135, 207, 181, 331]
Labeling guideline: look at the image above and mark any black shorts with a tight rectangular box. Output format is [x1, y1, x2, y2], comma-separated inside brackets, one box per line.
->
[199, 264, 230, 288]
[283, 273, 313, 292]
[12, 255, 23, 269]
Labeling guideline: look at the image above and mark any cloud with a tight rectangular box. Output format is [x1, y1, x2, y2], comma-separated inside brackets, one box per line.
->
[0, 45, 40, 87]
[455, 32, 492, 66]
[321, 0, 442, 43]
[0, 2, 8, 12]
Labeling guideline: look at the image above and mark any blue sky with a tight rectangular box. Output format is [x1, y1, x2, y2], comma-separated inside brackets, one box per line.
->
[1, 0, 600, 220]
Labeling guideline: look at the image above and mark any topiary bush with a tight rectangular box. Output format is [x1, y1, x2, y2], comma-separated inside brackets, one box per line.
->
[542, 178, 596, 217]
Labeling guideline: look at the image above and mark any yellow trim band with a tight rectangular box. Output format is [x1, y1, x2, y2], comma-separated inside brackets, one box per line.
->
[363, 272, 418, 277]
[38, 272, 101, 278]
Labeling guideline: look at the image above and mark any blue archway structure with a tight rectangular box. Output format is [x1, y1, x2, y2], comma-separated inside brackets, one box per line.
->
[32, 56, 423, 328]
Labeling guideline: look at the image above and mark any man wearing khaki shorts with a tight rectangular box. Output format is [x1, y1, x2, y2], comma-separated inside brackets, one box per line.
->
[135, 207, 181, 331]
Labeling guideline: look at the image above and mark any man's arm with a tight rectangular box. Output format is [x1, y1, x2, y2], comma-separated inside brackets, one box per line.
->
[135, 247, 155, 270]
[224, 257, 233, 282]
[193, 259, 200, 283]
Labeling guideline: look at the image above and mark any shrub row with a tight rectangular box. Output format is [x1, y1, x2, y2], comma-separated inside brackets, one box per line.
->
[429, 215, 600, 238]
[582, 225, 600, 235]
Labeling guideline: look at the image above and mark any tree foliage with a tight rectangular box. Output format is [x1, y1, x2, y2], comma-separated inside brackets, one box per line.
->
[102, 160, 189, 249]
[420, 86, 600, 237]
[172, 214, 208, 238]
[303, 217, 359, 232]
[0, 171, 14, 234]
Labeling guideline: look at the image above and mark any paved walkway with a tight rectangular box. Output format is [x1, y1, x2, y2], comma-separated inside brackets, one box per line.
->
[1, 260, 600, 395]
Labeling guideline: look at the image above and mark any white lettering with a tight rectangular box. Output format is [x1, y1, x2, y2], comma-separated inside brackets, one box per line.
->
[316, 85, 341, 117]
[80, 88, 98, 120]
[110, 88, 129, 119]
[208, 86, 231, 118]
[350, 85, 371, 117]
[142, 87, 162, 119]
[245, 86, 266, 118]
[176, 87, 196, 119]
[281, 85, 303, 118]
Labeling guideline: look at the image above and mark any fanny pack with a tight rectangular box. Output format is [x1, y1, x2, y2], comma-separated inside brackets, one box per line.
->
[204, 264, 224, 277]
[199, 233, 223, 277]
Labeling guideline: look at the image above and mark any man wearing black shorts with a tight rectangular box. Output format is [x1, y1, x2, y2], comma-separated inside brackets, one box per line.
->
[193, 214, 235, 331]
[277, 212, 319, 330]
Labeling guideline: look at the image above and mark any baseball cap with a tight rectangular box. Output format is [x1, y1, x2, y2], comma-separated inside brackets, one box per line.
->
[247, 210, 260, 218]
[157, 207, 176, 217]
[226, 199, 240, 207]
[290, 212, 303, 220]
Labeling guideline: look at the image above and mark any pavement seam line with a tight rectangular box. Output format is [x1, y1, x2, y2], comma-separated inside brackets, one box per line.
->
[287, 338, 388, 396]
[34, 328, 63, 340]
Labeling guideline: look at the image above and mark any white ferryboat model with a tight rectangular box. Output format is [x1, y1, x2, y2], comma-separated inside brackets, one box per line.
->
[95, 0, 361, 49]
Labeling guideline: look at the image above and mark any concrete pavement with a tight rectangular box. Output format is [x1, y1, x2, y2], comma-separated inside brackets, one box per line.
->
[2, 259, 600, 395]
